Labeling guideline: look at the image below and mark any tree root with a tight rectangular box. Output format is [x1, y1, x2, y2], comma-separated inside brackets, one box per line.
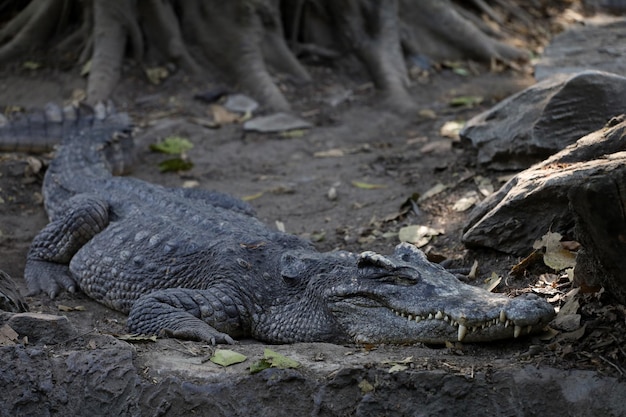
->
[0, 0, 67, 62]
[86, 0, 132, 104]
[0, 0, 542, 110]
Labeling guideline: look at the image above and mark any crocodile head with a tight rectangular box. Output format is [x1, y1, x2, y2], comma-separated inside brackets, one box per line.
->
[267, 242, 555, 344]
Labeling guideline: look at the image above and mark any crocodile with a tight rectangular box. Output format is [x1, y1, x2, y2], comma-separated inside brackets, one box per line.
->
[1, 104, 555, 344]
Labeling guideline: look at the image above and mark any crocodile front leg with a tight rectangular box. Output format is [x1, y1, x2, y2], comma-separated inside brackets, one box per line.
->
[127, 288, 244, 345]
[25, 194, 109, 297]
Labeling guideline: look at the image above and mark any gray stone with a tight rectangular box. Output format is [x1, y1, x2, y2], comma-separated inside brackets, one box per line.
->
[223, 94, 259, 114]
[460, 70, 626, 170]
[243, 112, 312, 133]
[463, 117, 626, 255]
[535, 17, 626, 81]
[5, 312, 76, 344]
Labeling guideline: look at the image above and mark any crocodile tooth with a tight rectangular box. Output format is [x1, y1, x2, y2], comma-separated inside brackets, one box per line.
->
[401, 312, 406, 318]
[428, 313, 433, 320]
[526, 325, 532, 334]
[514, 325, 522, 338]
[415, 316, 422, 323]
[505, 320, 510, 328]
[444, 315, 450, 322]
[499, 310, 506, 323]
[457, 324, 467, 342]
[435, 311, 443, 320]
[408, 314, 413, 321]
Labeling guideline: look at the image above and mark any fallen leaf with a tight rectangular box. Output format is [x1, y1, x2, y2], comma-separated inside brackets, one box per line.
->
[145, 66, 169, 85]
[80, 60, 91, 77]
[358, 379, 374, 394]
[439, 121, 464, 140]
[158, 158, 193, 172]
[22, 61, 41, 70]
[280, 129, 306, 138]
[150, 136, 194, 155]
[399, 225, 444, 247]
[210, 105, 241, 125]
[275, 220, 286, 233]
[351, 181, 386, 190]
[452, 191, 480, 212]
[449, 96, 483, 107]
[116, 334, 158, 343]
[242, 191, 264, 201]
[482, 272, 502, 292]
[210, 349, 247, 367]
[0, 324, 18, 346]
[388, 364, 408, 373]
[263, 348, 300, 369]
[418, 109, 437, 119]
[533, 232, 577, 271]
[249, 359, 271, 374]
[418, 183, 448, 202]
[314, 149, 345, 158]
[473, 176, 494, 196]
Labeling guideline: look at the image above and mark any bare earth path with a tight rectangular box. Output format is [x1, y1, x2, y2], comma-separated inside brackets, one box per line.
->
[1, 62, 625, 416]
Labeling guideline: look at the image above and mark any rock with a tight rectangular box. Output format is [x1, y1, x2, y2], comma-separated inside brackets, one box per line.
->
[535, 17, 626, 81]
[463, 117, 626, 255]
[223, 94, 259, 114]
[1, 338, 625, 416]
[569, 161, 626, 303]
[243, 112, 312, 133]
[460, 70, 626, 170]
[4, 312, 76, 344]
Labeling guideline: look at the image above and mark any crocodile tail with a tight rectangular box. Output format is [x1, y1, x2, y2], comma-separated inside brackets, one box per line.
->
[0, 101, 132, 153]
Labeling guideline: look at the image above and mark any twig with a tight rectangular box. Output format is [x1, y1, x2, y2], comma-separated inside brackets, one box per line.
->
[599, 355, 625, 376]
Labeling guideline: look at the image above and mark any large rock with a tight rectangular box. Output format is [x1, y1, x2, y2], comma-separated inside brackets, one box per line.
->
[1, 335, 625, 416]
[535, 17, 626, 81]
[569, 162, 626, 303]
[460, 70, 626, 170]
[463, 117, 626, 256]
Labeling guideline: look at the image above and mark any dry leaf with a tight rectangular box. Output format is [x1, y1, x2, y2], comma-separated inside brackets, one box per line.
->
[0, 324, 18, 346]
[210, 105, 241, 125]
[210, 349, 247, 367]
[351, 181, 386, 190]
[398, 225, 444, 247]
[452, 191, 480, 212]
[482, 272, 502, 292]
[439, 121, 464, 140]
[116, 334, 158, 342]
[242, 191, 264, 201]
[533, 232, 577, 271]
[473, 176, 494, 196]
[314, 149, 345, 158]
[418, 183, 448, 202]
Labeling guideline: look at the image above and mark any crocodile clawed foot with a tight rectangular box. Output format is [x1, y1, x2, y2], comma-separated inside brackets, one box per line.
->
[24, 260, 77, 298]
[161, 326, 236, 345]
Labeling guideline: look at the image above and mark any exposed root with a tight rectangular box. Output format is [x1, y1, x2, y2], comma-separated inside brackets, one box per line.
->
[259, 0, 311, 83]
[400, 0, 529, 63]
[138, 0, 200, 73]
[86, 0, 131, 104]
[0, 0, 67, 62]
[181, 0, 291, 111]
[0, 0, 543, 111]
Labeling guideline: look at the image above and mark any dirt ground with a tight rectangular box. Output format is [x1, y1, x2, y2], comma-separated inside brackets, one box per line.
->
[1, 30, 626, 415]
